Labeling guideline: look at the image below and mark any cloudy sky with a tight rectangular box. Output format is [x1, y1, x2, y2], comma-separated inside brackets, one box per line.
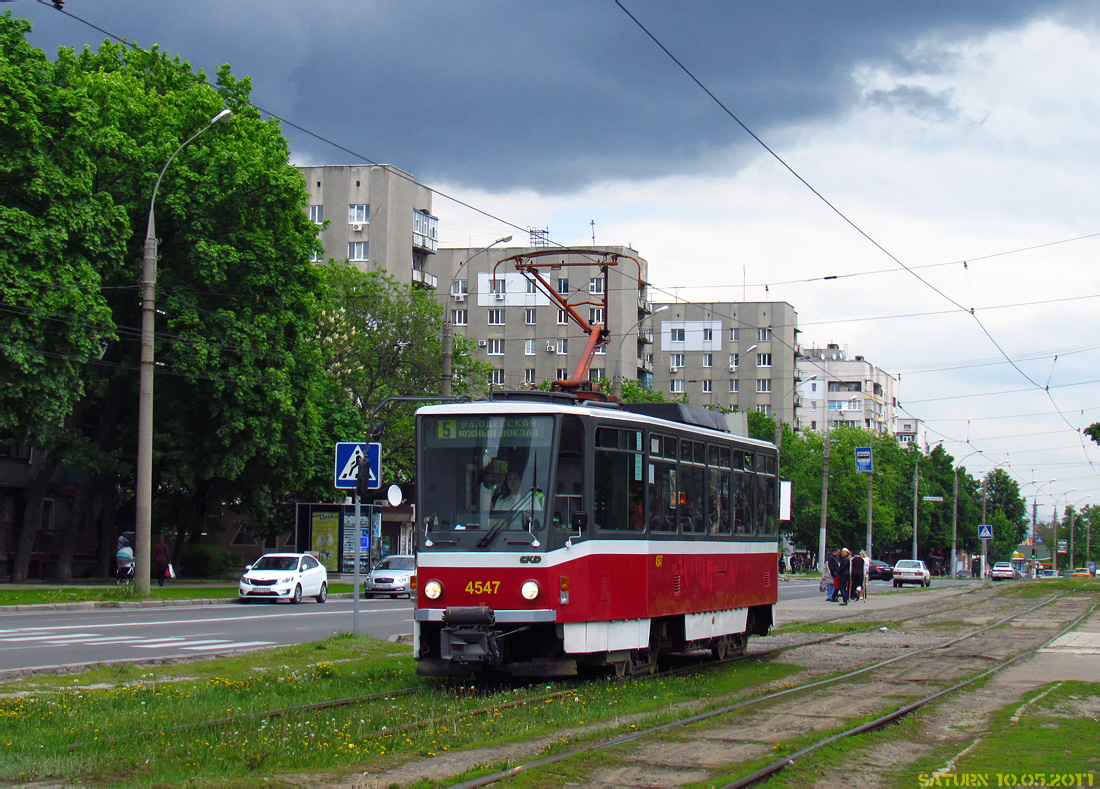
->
[15, 0, 1100, 525]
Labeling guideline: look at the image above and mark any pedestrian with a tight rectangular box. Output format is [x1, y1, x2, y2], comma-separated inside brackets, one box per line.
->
[153, 534, 172, 587]
[850, 550, 867, 602]
[825, 549, 841, 602]
[837, 548, 852, 605]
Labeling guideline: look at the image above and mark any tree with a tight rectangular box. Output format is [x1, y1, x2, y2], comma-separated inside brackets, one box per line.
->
[315, 262, 484, 485]
[0, 15, 127, 447]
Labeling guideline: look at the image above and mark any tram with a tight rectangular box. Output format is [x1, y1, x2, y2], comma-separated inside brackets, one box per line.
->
[413, 392, 779, 677]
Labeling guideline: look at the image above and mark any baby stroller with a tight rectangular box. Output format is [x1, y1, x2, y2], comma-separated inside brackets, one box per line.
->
[115, 535, 135, 584]
[115, 562, 135, 585]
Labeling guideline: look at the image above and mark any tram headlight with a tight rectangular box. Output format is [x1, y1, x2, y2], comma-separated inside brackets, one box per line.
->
[424, 580, 443, 600]
[520, 580, 541, 601]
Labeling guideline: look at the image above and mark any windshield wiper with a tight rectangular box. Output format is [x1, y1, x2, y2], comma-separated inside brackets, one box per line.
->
[476, 523, 503, 549]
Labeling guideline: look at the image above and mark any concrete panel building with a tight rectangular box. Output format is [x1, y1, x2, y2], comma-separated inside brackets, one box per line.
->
[795, 343, 898, 433]
[298, 164, 439, 290]
[433, 245, 654, 390]
[647, 302, 800, 426]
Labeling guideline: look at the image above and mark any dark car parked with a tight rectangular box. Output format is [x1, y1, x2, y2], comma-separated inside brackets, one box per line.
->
[867, 559, 893, 581]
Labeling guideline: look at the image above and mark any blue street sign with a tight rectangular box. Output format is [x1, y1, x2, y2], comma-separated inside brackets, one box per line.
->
[855, 446, 873, 473]
[334, 442, 381, 490]
[978, 523, 993, 540]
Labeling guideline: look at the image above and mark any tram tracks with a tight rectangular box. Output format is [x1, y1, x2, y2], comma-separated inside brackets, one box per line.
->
[438, 588, 1095, 787]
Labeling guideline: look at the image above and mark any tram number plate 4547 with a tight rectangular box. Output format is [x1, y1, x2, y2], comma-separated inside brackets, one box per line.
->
[465, 581, 500, 595]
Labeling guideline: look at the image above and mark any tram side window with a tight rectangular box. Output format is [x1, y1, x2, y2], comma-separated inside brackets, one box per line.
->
[594, 427, 643, 531]
[678, 441, 706, 533]
[553, 415, 585, 529]
[756, 469, 778, 536]
[648, 434, 676, 532]
[708, 465, 732, 535]
[733, 470, 753, 533]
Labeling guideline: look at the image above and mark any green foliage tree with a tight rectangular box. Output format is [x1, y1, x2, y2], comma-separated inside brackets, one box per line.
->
[315, 262, 485, 486]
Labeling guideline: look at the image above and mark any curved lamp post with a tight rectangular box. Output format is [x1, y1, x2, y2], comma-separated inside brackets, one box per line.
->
[951, 448, 983, 578]
[1050, 488, 1074, 575]
[136, 108, 232, 594]
[441, 235, 512, 397]
[611, 305, 669, 399]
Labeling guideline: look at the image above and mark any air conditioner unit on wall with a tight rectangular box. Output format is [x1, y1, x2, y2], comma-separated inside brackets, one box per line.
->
[728, 364, 736, 372]
[352, 224, 363, 231]
[453, 293, 466, 302]
[478, 340, 487, 347]
[494, 292, 505, 300]
[670, 366, 679, 373]
[546, 343, 555, 352]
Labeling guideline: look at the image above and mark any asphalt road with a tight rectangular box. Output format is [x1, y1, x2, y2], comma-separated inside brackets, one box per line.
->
[0, 577, 972, 676]
[0, 596, 415, 676]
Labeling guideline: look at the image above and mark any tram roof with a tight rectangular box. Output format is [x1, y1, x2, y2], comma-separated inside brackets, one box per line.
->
[416, 392, 776, 450]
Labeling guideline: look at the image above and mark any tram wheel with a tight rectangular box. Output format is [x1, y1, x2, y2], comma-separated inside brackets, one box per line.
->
[711, 636, 729, 661]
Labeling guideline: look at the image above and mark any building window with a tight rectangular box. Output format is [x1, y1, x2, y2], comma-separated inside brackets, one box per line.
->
[669, 353, 685, 369]
[557, 278, 569, 295]
[557, 338, 569, 355]
[525, 368, 537, 384]
[757, 352, 772, 367]
[588, 277, 604, 294]
[671, 379, 684, 394]
[491, 369, 505, 386]
[757, 404, 772, 416]
[524, 339, 536, 355]
[757, 379, 772, 393]
[757, 327, 772, 341]
[310, 249, 321, 263]
[729, 328, 739, 342]
[349, 204, 369, 224]
[556, 368, 569, 380]
[729, 379, 739, 393]
[702, 379, 712, 393]
[309, 205, 323, 224]
[590, 307, 604, 325]
[524, 308, 537, 325]
[452, 279, 468, 296]
[488, 309, 504, 325]
[589, 367, 605, 381]
[729, 353, 739, 369]
[489, 279, 505, 296]
[702, 328, 713, 342]
[349, 241, 368, 261]
[811, 400, 817, 411]
[487, 339, 504, 355]
[452, 309, 467, 326]
[595, 345, 606, 355]
[670, 328, 685, 342]
[557, 309, 569, 325]
[702, 353, 712, 368]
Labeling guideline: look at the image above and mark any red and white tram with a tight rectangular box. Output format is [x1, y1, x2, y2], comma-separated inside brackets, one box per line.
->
[413, 391, 779, 677]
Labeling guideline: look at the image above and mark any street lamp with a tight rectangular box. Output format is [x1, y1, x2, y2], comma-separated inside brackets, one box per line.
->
[1050, 489, 1074, 575]
[136, 108, 232, 594]
[612, 305, 669, 398]
[951, 448, 983, 578]
[441, 235, 512, 397]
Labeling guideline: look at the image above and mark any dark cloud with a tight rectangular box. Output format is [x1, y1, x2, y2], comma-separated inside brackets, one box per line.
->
[14, 0, 1078, 193]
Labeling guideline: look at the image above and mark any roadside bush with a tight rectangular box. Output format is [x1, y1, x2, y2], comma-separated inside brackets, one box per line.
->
[180, 544, 238, 579]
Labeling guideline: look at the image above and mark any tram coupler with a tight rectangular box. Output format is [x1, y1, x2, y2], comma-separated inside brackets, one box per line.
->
[440, 606, 502, 666]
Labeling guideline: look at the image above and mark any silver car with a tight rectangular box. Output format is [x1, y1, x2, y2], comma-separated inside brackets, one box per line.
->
[363, 554, 416, 598]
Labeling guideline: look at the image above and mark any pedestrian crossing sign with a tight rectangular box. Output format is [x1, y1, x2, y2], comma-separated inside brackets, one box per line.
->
[334, 442, 381, 490]
[978, 523, 993, 540]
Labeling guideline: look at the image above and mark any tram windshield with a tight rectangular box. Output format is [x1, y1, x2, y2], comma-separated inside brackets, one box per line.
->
[419, 414, 554, 547]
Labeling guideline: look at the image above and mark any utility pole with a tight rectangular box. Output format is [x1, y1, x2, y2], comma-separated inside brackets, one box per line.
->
[817, 426, 830, 573]
[911, 458, 919, 560]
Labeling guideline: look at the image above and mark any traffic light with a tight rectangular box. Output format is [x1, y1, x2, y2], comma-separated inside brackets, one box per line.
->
[355, 456, 371, 501]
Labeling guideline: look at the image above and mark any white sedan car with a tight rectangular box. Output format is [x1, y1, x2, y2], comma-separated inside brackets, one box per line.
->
[892, 559, 932, 588]
[239, 553, 328, 604]
[991, 561, 1016, 580]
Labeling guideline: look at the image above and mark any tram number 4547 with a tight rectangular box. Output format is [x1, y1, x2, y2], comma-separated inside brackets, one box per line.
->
[465, 581, 500, 595]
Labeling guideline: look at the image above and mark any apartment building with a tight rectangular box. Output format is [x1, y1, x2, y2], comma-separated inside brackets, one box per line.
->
[297, 164, 439, 289]
[433, 245, 654, 390]
[795, 343, 898, 433]
[647, 302, 800, 425]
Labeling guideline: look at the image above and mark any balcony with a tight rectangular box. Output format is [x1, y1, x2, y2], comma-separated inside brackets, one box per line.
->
[411, 268, 438, 290]
[638, 328, 654, 344]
